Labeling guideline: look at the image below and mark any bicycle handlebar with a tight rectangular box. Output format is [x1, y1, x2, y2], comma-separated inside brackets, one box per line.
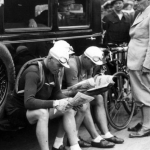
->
[102, 46, 128, 55]
[110, 46, 128, 52]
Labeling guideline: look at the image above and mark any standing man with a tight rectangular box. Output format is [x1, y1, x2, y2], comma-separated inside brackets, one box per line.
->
[102, 0, 131, 45]
[6, 43, 83, 150]
[53, 45, 124, 150]
[127, 0, 150, 138]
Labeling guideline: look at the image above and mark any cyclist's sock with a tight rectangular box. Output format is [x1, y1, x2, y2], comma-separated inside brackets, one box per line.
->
[70, 144, 81, 150]
[53, 137, 64, 149]
[142, 125, 150, 130]
[102, 132, 113, 139]
[92, 135, 103, 142]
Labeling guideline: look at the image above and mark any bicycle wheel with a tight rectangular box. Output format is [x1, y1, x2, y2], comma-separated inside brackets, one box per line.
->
[104, 72, 135, 130]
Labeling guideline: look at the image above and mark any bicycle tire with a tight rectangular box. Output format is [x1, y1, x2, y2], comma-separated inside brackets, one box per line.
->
[104, 72, 135, 130]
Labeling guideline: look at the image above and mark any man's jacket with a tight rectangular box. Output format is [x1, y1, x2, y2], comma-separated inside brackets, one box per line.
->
[127, 6, 150, 70]
[103, 10, 131, 44]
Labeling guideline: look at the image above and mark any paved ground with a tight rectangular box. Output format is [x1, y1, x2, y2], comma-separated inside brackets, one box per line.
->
[1, 110, 150, 150]
[80, 111, 150, 150]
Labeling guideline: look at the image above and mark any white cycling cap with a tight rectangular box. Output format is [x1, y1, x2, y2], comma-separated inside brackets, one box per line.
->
[54, 40, 74, 54]
[84, 46, 104, 65]
[49, 46, 70, 68]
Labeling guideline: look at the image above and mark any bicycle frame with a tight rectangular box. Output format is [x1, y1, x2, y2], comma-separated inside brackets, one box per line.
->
[100, 44, 136, 130]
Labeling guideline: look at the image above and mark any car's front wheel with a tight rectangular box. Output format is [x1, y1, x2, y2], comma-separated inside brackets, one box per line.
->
[0, 43, 15, 119]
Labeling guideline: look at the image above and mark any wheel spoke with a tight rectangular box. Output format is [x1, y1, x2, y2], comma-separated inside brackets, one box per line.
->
[104, 72, 135, 130]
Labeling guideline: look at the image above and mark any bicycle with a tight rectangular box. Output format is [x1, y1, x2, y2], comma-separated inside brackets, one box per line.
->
[98, 44, 136, 130]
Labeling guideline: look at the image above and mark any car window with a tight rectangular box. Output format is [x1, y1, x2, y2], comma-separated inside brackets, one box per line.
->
[58, 0, 90, 28]
[4, 0, 49, 29]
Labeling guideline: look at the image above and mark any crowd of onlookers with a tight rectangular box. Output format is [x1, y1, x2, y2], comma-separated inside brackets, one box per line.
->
[101, 0, 137, 19]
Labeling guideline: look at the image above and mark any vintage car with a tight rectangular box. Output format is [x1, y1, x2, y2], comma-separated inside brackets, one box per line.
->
[0, 0, 102, 119]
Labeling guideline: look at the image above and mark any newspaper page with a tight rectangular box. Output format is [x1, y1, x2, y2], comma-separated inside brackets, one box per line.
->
[94, 75, 114, 88]
[62, 75, 115, 96]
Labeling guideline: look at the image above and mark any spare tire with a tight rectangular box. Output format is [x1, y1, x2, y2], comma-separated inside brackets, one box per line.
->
[0, 43, 15, 119]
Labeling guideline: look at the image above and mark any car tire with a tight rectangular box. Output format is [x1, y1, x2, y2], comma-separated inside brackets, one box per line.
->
[0, 43, 15, 119]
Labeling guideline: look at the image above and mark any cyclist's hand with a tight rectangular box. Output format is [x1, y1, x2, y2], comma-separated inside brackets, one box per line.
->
[141, 66, 150, 74]
[54, 98, 73, 112]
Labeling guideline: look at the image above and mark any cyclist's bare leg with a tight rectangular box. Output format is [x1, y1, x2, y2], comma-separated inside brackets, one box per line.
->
[83, 103, 100, 139]
[27, 109, 50, 150]
[91, 95, 109, 135]
[75, 104, 89, 131]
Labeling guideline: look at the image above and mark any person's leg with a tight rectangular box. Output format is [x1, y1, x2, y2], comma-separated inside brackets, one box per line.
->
[53, 104, 88, 148]
[128, 70, 150, 138]
[27, 109, 49, 150]
[53, 118, 65, 149]
[51, 108, 81, 150]
[73, 104, 93, 147]
[91, 95, 124, 144]
[128, 107, 143, 132]
[83, 103, 100, 139]
[82, 103, 115, 148]
[62, 109, 81, 150]
[91, 95, 109, 135]
[129, 106, 150, 138]
[75, 104, 88, 132]
[142, 106, 150, 129]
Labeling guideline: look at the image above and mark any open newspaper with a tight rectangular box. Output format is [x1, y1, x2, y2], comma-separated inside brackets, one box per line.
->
[67, 75, 114, 93]
[57, 92, 94, 112]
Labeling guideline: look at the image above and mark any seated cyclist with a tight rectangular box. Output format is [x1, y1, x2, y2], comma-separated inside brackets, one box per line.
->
[6, 41, 83, 150]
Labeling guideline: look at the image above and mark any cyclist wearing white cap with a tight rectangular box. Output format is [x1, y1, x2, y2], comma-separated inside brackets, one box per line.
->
[53, 40, 75, 90]
[6, 44, 82, 150]
[53, 46, 124, 149]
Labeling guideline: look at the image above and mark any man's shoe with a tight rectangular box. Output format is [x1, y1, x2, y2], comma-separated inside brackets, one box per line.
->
[52, 145, 67, 150]
[67, 137, 91, 147]
[128, 123, 142, 132]
[105, 136, 124, 144]
[91, 139, 115, 148]
[129, 128, 150, 138]
[78, 137, 91, 147]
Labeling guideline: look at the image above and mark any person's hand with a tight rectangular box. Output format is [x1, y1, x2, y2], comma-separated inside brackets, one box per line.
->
[55, 98, 73, 112]
[141, 66, 150, 74]
[66, 97, 83, 111]
[29, 19, 38, 28]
